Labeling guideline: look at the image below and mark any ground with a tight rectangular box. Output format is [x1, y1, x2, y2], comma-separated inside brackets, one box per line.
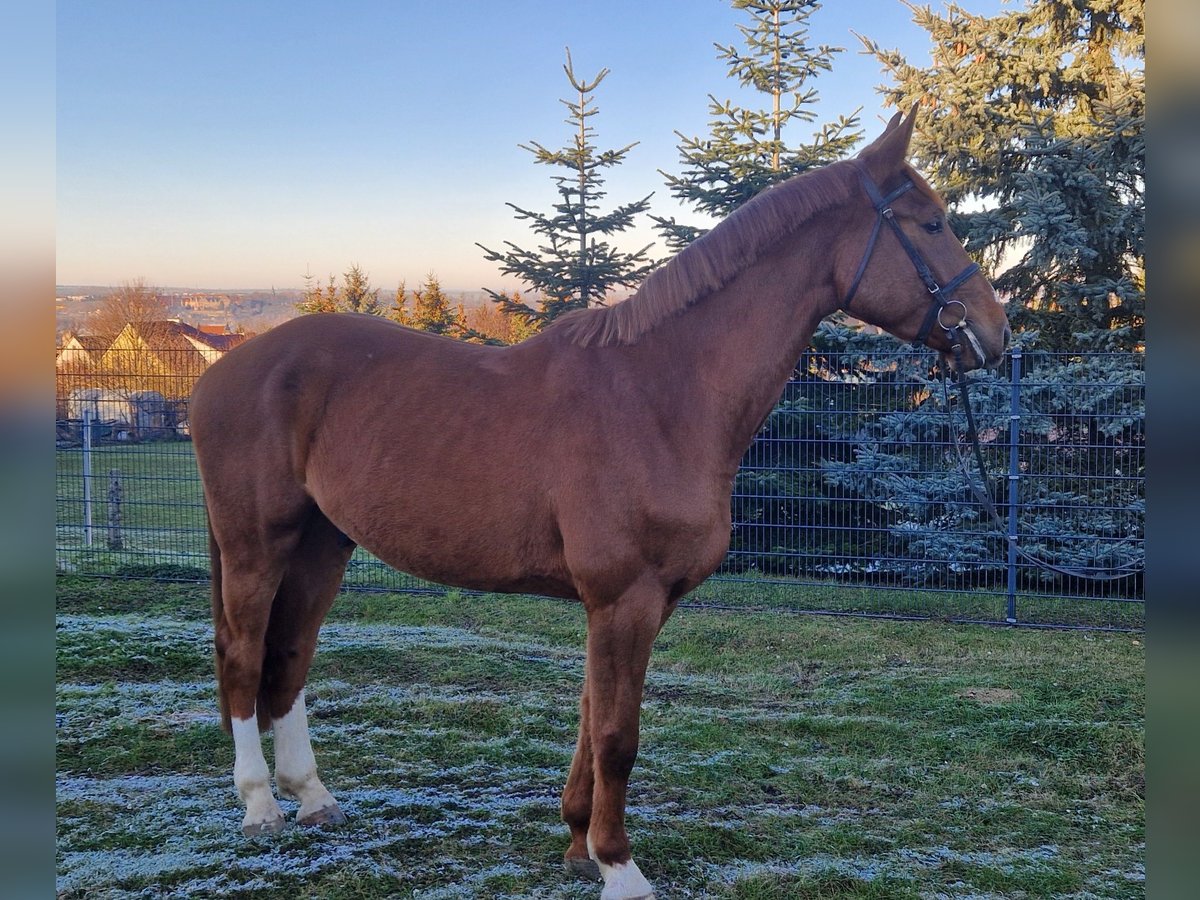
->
[56, 576, 1144, 898]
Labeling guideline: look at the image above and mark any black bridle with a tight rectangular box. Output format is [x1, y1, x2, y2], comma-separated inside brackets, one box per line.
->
[842, 162, 980, 351]
[842, 163, 1140, 586]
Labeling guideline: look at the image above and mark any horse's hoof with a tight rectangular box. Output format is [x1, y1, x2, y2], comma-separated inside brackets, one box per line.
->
[596, 859, 655, 900]
[298, 803, 347, 828]
[242, 815, 286, 838]
[565, 856, 601, 880]
[601, 888, 654, 900]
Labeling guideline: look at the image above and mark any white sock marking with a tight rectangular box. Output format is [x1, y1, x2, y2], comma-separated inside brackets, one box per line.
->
[272, 690, 337, 817]
[231, 713, 282, 829]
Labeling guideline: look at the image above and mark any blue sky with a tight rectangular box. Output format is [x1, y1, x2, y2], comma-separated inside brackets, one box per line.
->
[57, 0, 1007, 293]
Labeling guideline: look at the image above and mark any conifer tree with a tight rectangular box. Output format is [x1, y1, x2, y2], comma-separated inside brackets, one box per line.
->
[296, 271, 340, 314]
[458, 292, 540, 344]
[477, 48, 657, 333]
[457, 290, 541, 345]
[858, 0, 1144, 349]
[408, 272, 459, 335]
[296, 265, 383, 316]
[655, 0, 862, 250]
[387, 280, 411, 326]
[340, 263, 382, 315]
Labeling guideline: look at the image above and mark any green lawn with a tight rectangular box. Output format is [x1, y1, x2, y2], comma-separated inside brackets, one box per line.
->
[56, 442, 209, 572]
[56, 576, 1144, 898]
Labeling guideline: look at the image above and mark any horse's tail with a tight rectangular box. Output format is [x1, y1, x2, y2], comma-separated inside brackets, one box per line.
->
[208, 520, 233, 734]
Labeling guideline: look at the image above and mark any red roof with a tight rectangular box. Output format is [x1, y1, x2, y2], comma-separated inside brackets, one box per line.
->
[134, 320, 247, 352]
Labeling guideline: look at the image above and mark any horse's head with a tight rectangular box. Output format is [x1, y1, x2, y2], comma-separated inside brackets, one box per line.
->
[837, 106, 1010, 371]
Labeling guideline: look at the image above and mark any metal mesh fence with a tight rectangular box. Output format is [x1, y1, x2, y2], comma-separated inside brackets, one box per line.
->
[709, 347, 1143, 628]
[55, 343, 1144, 628]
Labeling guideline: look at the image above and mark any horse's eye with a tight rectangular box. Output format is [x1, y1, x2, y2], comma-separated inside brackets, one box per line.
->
[923, 219, 944, 235]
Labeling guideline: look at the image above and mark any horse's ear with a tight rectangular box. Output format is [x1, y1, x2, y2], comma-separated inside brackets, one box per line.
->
[856, 102, 919, 180]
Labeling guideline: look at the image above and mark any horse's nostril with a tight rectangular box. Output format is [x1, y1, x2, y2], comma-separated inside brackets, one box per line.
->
[1003, 325, 1012, 348]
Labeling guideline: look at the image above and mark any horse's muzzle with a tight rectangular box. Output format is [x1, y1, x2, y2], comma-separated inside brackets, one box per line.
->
[946, 322, 1008, 372]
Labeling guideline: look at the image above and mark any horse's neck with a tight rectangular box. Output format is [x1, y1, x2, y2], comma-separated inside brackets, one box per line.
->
[645, 231, 840, 471]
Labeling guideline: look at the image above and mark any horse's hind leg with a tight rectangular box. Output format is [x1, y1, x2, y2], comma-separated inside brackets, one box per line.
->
[261, 511, 355, 828]
[215, 550, 294, 837]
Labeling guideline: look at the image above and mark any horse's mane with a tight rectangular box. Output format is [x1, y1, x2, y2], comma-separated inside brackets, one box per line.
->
[550, 160, 859, 348]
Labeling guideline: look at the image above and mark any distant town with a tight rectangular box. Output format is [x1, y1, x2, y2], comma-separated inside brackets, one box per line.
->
[54, 285, 498, 339]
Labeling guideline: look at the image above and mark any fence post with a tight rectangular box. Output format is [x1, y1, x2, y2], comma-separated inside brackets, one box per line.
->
[82, 408, 93, 548]
[107, 469, 124, 550]
[1005, 348, 1022, 624]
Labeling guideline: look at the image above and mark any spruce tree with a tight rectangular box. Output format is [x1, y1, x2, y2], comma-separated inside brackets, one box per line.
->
[296, 265, 383, 316]
[663, 2, 863, 577]
[340, 263, 382, 315]
[858, 0, 1144, 349]
[477, 48, 656, 333]
[408, 272, 459, 335]
[387, 280, 411, 326]
[655, 0, 862, 250]
[296, 272, 340, 314]
[776, 1, 1148, 595]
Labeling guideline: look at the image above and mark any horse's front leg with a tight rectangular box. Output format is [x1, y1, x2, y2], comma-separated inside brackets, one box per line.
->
[581, 580, 665, 900]
[562, 675, 600, 878]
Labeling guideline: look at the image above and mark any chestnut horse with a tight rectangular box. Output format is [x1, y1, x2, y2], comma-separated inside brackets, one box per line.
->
[190, 109, 1009, 900]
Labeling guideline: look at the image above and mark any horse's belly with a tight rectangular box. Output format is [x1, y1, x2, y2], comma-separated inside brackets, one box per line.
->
[368, 543, 579, 600]
[319, 491, 577, 599]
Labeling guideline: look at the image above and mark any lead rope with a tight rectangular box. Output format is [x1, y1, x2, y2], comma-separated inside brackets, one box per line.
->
[941, 336, 1142, 582]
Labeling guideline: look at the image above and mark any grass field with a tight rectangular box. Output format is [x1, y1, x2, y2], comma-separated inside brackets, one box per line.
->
[56, 575, 1144, 898]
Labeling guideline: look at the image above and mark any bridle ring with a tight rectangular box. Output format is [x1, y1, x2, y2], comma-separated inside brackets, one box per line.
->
[937, 299, 968, 331]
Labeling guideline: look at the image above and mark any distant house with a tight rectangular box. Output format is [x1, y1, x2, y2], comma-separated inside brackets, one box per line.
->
[56, 331, 109, 371]
[185, 323, 248, 362]
[57, 320, 253, 431]
[97, 320, 249, 396]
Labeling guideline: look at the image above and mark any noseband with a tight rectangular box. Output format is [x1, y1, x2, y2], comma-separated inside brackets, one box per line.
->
[842, 162, 981, 352]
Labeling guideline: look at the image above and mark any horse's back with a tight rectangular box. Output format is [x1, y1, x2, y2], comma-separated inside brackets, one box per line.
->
[196, 313, 493, 397]
[193, 314, 498, 439]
